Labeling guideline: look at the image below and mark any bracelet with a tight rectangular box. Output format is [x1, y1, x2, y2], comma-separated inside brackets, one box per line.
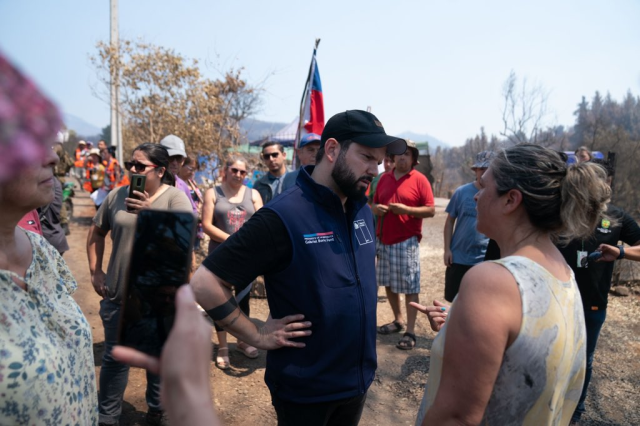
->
[617, 245, 625, 260]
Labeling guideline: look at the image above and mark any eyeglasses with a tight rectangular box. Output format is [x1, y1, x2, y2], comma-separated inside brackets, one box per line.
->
[262, 152, 280, 160]
[229, 167, 247, 176]
[125, 161, 159, 173]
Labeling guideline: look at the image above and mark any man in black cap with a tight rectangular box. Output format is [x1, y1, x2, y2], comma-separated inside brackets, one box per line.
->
[191, 110, 406, 425]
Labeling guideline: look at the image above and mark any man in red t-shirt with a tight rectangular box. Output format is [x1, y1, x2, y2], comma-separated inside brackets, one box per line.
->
[372, 140, 435, 350]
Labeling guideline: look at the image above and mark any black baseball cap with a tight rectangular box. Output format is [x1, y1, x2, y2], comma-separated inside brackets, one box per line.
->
[321, 110, 407, 155]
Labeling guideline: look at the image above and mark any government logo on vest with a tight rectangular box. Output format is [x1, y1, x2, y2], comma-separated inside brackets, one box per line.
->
[304, 231, 335, 244]
[353, 219, 373, 245]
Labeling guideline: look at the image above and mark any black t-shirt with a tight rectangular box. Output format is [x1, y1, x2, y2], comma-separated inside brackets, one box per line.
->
[201, 208, 292, 289]
[557, 205, 640, 310]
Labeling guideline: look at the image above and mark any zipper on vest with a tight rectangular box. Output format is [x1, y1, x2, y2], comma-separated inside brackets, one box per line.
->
[339, 203, 367, 394]
[346, 214, 366, 394]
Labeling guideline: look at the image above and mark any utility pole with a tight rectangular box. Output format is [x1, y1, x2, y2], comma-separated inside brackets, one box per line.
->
[110, 0, 123, 164]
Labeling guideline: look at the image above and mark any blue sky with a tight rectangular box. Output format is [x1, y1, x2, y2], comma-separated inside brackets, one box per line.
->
[1, 0, 639, 145]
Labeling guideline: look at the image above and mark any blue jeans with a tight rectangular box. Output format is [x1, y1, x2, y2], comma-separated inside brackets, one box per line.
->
[572, 309, 607, 422]
[98, 299, 162, 424]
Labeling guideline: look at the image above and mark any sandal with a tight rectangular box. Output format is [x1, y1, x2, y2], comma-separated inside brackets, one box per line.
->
[236, 342, 259, 359]
[377, 321, 405, 335]
[216, 347, 230, 370]
[396, 332, 416, 350]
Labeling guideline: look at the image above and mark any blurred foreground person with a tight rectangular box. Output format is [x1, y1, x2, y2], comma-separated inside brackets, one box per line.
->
[87, 143, 192, 426]
[112, 285, 221, 426]
[0, 52, 98, 425]
[413, 144, 610, 425]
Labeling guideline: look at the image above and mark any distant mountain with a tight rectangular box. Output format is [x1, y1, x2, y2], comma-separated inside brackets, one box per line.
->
[398, 131, 450, 152]
[240, 118, 289, 143]
[63, 113, 102, 138]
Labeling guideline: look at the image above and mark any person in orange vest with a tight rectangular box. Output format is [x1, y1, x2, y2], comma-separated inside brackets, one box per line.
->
[101, 146, 122, 191]
[85, 148, 105, 195]
[74, 140, 89, 184]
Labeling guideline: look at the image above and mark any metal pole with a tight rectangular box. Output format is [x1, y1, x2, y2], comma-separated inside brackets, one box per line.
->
[110, 0, 123, 164]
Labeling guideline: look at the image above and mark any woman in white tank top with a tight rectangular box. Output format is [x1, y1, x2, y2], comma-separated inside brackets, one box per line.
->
[413, 145, 611, 426]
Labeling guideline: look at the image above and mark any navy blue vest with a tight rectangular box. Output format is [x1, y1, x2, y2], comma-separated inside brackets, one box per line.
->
[263, 166, 378, 403]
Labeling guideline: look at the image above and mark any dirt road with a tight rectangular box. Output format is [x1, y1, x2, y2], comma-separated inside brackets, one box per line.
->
[65, 189, 639, 425]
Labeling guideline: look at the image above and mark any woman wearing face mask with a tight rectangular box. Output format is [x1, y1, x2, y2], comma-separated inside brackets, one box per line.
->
[86, 142, 192, 426]
[201, 155, 263, 369]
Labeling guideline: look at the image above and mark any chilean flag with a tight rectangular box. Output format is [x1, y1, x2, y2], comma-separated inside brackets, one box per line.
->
[302, 56, 324, 137]
[296, 41, 325, 155]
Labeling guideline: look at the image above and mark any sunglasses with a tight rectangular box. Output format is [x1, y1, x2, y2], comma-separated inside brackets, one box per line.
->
[125, 161, 159, 173]
[229, 167, 248, 176]
[262, 152, 280, 160]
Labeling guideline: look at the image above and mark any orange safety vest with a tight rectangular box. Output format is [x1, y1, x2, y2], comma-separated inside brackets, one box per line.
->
[104, 158, 120, 190]
[74, 148, 86, 168]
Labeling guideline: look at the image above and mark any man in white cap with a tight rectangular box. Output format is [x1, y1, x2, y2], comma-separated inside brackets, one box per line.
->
[160, 135, 198, 216]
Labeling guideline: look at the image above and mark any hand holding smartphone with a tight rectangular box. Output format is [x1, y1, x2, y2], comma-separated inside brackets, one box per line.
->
[127, 174, 146, 212]
[118, 210, 197, 356]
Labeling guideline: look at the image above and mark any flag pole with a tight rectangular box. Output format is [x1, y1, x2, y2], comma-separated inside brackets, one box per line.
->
[294, 38, 321, 169]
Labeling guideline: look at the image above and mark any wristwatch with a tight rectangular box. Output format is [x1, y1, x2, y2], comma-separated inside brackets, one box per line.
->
[617, 245, 625, 259]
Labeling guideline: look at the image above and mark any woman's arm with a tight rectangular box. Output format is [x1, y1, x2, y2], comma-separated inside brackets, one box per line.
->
[422, 262, 522, 426]
[201, 188, 230, 243]
[86, 224, 108, 298]
[251, 188, 263, 212]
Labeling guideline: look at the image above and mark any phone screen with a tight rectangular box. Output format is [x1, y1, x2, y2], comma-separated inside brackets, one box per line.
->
[118, 209, 196, 355]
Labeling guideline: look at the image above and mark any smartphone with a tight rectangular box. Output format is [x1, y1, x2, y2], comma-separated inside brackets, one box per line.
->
[128, 174, 146, 200]
[118, 210, 196, 356]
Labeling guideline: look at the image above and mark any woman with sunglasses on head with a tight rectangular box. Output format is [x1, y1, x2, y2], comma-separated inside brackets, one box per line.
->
[201, 155, 263, 369]
[86, 142, 192, 426]
[413, 144, 611, 426]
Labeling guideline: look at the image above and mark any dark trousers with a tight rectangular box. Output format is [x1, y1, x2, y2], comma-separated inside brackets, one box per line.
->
[444, 263, 473, 302]
[271, 392, 367, 426]
[98, 299, 162, 424]
[572, 309, 607, 422]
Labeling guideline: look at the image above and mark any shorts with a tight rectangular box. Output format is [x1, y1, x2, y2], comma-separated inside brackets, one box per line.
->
[376, 236, 420, 294]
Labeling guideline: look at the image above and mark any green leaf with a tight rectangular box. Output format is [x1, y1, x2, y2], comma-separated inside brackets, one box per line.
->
[8, 362, 22, 370]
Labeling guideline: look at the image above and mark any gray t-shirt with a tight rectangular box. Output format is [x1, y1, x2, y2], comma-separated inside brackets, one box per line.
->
[93, 185, 193, 304]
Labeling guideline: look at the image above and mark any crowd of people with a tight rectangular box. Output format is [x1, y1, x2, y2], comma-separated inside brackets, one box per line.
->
[1, 50, 637, 426]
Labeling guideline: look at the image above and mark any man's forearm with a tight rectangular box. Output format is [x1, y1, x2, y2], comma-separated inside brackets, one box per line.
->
[408, 205, 436, 218]
[443, 217, 454, 251]
[191, 267, 262, 347]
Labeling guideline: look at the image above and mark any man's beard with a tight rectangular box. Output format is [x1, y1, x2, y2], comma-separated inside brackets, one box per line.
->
[331, 149, 373, 200]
